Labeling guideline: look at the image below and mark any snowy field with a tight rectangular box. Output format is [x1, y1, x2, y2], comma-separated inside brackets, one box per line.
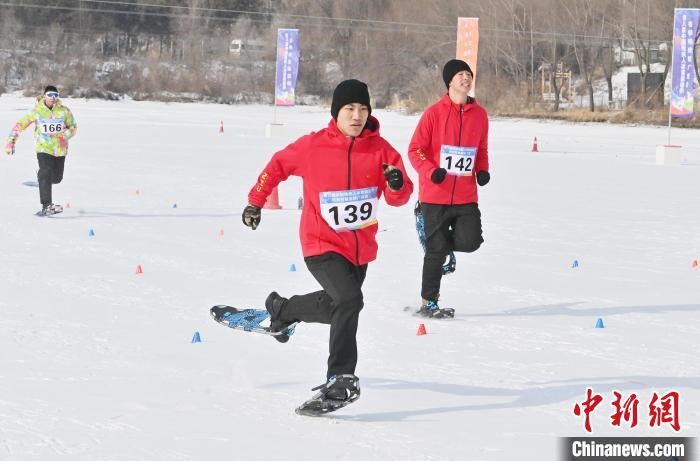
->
[1, 93, 699, 461]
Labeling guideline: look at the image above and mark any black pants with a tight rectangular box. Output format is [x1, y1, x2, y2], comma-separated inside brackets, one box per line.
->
[277, 252, 367, 379]
[37, 152, 66, 206]
[421, 202, 483, 301]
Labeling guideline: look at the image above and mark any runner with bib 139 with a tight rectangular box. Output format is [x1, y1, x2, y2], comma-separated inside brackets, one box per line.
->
[230, 79, 413, 415]
[408, 59, 490, 319]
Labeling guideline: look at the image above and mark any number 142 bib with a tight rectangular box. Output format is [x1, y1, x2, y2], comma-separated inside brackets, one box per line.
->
[440, 145, 476, 176]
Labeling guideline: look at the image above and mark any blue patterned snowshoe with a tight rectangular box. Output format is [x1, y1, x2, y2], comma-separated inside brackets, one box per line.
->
[210, 305, 297, 337]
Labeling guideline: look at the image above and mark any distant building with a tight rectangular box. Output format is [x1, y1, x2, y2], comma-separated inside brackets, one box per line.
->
[613, 41, 667, 66]
[229, 39, 269, 56]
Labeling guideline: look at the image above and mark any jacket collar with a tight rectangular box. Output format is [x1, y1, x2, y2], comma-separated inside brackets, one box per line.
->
[36, 97, 61, 111]
[439, 93, 476, 111]
[327, 115, 380, 140]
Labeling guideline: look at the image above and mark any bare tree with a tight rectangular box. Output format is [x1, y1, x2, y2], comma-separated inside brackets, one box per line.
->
[560, 0, 605, 112]
[47, 22, 65, 58]
[617, 0, 668, 108]
[595, 1, 623, 108]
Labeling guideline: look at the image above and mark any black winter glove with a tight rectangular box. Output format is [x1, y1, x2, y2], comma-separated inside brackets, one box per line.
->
[382, 164, 404, 191]
[431, 168, 447, 184]
[242, 204, 261, 230]
[476, 170, 490, 186]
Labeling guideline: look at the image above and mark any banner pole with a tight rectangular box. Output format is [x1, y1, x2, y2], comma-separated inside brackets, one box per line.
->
[667, 104, 672, 146]
[666, 10, 675, 146]
[273, 29, 279, 124]
[667, 63, 672, 146]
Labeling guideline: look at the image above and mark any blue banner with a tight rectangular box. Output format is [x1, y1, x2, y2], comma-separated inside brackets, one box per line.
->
[670, 8, 700, 118]
[275, 29, 299, 106]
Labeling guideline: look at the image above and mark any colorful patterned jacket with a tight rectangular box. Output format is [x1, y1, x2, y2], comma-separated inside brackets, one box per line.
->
[5, 97, 77, 157]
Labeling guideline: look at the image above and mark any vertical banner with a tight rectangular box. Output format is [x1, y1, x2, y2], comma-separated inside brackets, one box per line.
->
[456, 17, 479, 97]
[275, 28, 300, 106]
[670, 8, 700, 118]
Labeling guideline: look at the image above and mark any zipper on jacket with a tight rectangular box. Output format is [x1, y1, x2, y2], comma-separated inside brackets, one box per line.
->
[346, 137, 361, 266]
[450, 104, 464, 206]
[346, 137, 355, 188]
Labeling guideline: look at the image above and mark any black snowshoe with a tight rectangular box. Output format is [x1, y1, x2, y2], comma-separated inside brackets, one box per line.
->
[295, 374, 361, 416]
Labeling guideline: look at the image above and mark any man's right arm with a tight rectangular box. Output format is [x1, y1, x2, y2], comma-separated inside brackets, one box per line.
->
[246, 136, 307, 209]
[5, 112, 35, 155]
[407, 110, 440, 181]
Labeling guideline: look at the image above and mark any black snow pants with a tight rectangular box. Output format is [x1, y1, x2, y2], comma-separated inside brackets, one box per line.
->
[277, 252, 367, 379]
[37, 152, 66, 206]
[420, 202, 483, 301]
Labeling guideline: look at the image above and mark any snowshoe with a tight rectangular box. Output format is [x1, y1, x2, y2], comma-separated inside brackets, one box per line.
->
[295, 374, 361, 416]
[416, 300, 455, 319]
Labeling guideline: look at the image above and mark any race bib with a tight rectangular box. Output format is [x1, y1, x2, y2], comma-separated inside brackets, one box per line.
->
[38, 118, 65, 136]
[440, 145, 476, 176]
[319, 187, 379, 232]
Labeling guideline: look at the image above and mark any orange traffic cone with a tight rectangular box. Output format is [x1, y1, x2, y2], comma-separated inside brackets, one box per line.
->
[416, 323, 427, 336]
[135, 264, 143, 274]
[532, 136, 539, 152]
[264, 186, 282, 209]
[219, 120, 224, 134]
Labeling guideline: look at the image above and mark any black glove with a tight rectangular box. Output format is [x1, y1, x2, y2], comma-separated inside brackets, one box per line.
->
[431, 168, 447, 184]
[476, 170, 490, 186]
[242, 204, 261, 230]
[382, 164, 404, 191]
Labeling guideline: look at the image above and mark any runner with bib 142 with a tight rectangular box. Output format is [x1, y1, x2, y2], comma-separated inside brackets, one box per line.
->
[408, 59, 491, 319]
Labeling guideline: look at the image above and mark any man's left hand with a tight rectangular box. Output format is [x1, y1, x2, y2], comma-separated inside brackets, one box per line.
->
[382, 164, 404, 191]
[476, 170, 490, 186]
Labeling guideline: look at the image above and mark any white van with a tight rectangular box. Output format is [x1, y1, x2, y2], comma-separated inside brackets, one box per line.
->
[229, 39, 243, 55]
[229, 39, 268, 56]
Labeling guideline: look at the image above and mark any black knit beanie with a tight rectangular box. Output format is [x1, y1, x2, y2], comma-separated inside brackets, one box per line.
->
[43, 85, 58, 94]
[331, 79, 372, 120]
[442, 59, 473, 88]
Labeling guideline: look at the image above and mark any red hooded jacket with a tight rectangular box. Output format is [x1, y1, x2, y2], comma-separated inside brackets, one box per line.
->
[248, 116, 413, 266]
[408, 94, 489, 205]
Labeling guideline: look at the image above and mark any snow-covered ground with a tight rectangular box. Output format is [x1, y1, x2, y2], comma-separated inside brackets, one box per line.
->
[1, 94, 698, 460]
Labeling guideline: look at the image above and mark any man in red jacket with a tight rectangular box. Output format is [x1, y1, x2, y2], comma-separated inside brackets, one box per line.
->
[408, 59, 490, 318]
[241, 79, 413, 408]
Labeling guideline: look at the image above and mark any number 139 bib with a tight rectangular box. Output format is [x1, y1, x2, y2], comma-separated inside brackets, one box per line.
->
[440, 145, 476, 176]
[320, 187, 378, 232]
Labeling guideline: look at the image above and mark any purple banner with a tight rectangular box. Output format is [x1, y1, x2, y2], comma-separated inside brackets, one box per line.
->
[275, 29, 299, 106]
[670, 8, 699, 118]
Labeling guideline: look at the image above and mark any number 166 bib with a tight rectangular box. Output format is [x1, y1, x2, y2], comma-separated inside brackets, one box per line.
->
[38, 118, 65, 136]
[320, 186, 378, 232]
[440, 145, 476, 176]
